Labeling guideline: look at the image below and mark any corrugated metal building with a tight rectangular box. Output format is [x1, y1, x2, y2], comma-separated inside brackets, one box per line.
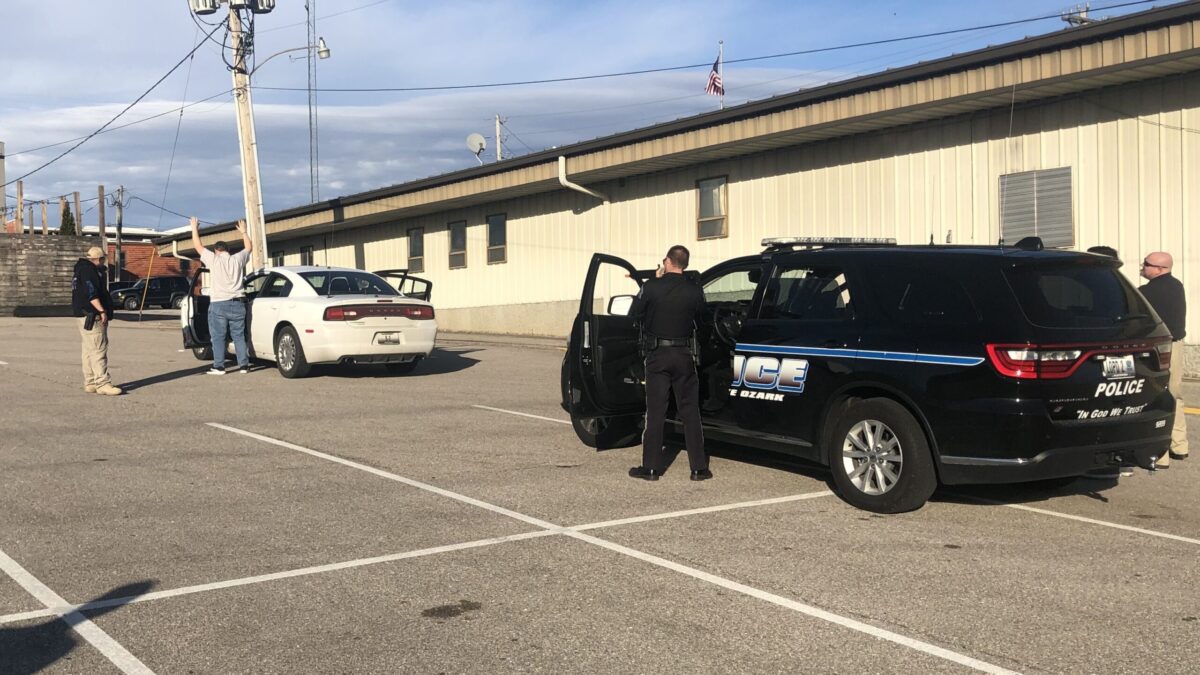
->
[161, 3, 1200, 373]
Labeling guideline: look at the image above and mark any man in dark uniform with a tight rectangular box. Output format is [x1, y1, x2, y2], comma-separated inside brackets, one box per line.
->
[628, 245, 711, 481]
[1139, 251, 1188, 468]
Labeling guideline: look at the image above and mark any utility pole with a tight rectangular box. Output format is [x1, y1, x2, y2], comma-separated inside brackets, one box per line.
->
[73, 191, 81, 235]
[115, 186, 124, 281]
[97, 185, 107, 279]
[40, 201, 48, 235]
[15, 180, 22, 232]
[495, 114, 503, 162]
[59, 196, 68, 233]
[229, 6, 268, 271]
[0, 141, 6, 222]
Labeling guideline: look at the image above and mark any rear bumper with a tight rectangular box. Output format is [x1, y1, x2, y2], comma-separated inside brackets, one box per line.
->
[939, 433, 1171, 484]
[303, 322, 437, 364]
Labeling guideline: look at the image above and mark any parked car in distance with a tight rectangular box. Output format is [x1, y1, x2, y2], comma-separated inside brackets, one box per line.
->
[562, 237, 1175, 513]
[180, 266, 437, 378]
[112, 276, 191, 310]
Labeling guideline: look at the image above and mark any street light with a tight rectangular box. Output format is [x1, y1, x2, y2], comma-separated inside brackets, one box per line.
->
[187, 0, 324, 271]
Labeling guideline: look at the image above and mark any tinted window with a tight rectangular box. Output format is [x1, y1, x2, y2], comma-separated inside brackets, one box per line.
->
[703, 267, 758, 304]
[1003, 263, 1149, 328]
[301, 271, 398, 296]
[865, 266, 979, 324]
[760, 266, 854, 321]
[259, 275, 293, 298]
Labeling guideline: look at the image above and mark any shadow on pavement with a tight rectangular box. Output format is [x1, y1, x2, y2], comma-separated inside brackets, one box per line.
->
[119, 365, 211, 392]
[111, 311, 177, 323]
[934, 473, 1123, 505]
[315, 348, 483, 379]
[0, 580, 154, 675]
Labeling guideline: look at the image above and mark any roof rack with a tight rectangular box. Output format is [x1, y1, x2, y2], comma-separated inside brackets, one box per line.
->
[761, 236, 898, 252]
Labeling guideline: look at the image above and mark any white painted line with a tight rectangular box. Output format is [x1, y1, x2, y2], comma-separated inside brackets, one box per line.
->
[0, 547, 154, 674]
[1002, 502, 1200, 546]
[208, 423, 561, 530]
[570, 491, 834, 531]
[0, 360, 8, 365]
[471, 404, 572, 425]
[565, 530, 1018, 675]
[213, 423, 1014, 674]
[0, 530, 555, 627]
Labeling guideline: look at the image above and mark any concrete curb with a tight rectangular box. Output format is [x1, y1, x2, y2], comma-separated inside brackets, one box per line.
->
[437, 332, 565, 351]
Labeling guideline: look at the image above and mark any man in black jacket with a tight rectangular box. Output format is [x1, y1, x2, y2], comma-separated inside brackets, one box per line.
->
[71, 247, 122, 395]
[1140, 251, 1187, 467]
[627, 245, 711, 481]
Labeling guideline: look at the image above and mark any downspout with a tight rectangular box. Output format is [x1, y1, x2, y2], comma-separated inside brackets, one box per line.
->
[558, 156, 608, 203]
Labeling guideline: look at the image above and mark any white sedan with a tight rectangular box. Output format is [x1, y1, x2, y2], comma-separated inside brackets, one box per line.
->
[181, 266, 437, 378]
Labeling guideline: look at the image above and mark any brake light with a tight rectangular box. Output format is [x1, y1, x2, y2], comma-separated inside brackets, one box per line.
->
[323, 304, 433, 321]
[986, 344, 1083, 379]
[1156, 340, 1172, 369]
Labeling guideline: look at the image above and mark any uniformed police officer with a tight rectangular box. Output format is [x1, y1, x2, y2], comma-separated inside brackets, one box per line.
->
[628, 245, 711, 481]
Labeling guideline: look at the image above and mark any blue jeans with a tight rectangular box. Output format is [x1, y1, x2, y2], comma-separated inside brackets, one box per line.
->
[208, 299, 249, 369]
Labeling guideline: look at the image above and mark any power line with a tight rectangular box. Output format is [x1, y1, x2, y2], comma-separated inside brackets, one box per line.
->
[4, 90, 232, 157]
[257, 0, 391, 34]
[2, 22, 224, 188]
[127, 194, 216, 225]
[253, 0, 1157, 94]
[157, 23, 201, 229]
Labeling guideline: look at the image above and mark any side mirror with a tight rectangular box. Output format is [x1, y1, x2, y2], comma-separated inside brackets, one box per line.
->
[608, 294, 636, 316]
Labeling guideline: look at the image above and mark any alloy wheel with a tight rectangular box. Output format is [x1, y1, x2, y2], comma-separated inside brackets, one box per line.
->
[841, 418, 903, 495]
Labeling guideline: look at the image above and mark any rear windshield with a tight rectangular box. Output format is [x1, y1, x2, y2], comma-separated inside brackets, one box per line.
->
[1003, 263, 1152, 328]
[300, 271, 398, 296]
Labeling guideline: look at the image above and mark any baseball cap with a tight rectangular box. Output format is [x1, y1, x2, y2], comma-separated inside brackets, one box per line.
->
[86, 246, 106, 260]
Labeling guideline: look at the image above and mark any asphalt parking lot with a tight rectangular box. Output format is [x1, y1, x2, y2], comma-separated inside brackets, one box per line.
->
[1, 313, 1197, 674]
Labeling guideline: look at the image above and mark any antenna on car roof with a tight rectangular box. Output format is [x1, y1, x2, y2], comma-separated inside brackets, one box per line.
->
[929, 234, 935, 246]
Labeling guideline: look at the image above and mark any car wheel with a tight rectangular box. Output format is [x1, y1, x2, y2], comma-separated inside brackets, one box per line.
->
[827, 397, 937, 514]
[385, 361, 419, 375]
[172, 296, 184, 309]
[192, 346, 212, 361]
[274, 326, 311, 378]
[570, 414, 642, 450]
[124, 296, 139, 311]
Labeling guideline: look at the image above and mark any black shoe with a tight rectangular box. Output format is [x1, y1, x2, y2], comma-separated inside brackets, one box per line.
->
[690, 469, 713, 481]
[628, 466, 660, 481]
[1169, 452, 1188, 461]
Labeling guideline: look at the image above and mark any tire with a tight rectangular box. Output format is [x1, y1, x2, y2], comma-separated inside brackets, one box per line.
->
[274, 326, 311, 378]
[385, 360, 419, 375]
[124, 296, 139, 311]
[192, 346, 212, 361]
[172, 296, 184, 309]
[570, 414, 642, 450]
[827, 397, 937, 514]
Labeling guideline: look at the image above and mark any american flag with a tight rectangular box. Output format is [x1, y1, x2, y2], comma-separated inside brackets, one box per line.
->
[705, 55, 724, 96]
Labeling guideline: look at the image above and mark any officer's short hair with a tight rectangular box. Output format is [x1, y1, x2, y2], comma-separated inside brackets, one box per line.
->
[666, 245, 690, 270]
[213, 241, 228, 252]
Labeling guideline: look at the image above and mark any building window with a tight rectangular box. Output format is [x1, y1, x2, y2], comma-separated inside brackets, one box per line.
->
[299, 246, 314, 266]
[697, 176, 727, 239]
[448, 221, 467, 269]
[487, 214, 506, 264]
[408, 227, 424, 273]
[270, 250, 284, 267]
[1000, 167, 1074, 248]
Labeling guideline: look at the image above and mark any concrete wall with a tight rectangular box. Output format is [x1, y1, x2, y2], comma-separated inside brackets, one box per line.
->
[0, 234, 93, 316]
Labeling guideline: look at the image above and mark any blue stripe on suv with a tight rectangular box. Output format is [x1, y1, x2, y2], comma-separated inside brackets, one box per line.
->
[735, 343, 984, 367]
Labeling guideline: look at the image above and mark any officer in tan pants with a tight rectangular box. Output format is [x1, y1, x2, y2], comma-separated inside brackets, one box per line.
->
[71, 247, 122, 396]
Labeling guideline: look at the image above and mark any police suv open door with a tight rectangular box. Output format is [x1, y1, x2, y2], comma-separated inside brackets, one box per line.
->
[562, 253, 647, 449]
[374, 269, 432, 301]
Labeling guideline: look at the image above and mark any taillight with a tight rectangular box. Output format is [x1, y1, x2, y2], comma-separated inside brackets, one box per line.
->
[323, 304, 433, 321]
[1156, 340, 1172, 369]
[986, 344, 1083, 379]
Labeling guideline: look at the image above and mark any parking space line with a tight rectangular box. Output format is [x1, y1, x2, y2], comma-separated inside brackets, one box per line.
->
[570, 491, 834, 531]
[0, 547, 154, 674]
[1185, 406, 1199, 415]
[564, 531, 1018, 675]
[208, 423, 562, 530]
[1000, 502, 1200, 546]
[471, 404, 572, 425]
[0, 530, 556, 628]
[209, 422, 1015, 674]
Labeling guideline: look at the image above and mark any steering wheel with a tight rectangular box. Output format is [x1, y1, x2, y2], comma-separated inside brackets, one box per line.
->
[711, 306, 744, 346]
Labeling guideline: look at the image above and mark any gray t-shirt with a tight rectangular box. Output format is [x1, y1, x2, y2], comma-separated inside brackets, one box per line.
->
[199, 248, 251, 302]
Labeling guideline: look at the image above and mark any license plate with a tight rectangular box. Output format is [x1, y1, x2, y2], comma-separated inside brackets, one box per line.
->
[376, 333, 401, 345]
[1102, 354, 1135, 379]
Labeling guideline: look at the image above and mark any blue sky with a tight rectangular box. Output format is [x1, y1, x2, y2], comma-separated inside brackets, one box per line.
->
[0, 0, 1168, 229]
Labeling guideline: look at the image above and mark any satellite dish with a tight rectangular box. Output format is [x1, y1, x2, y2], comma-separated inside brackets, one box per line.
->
[466, 133, 487, 165]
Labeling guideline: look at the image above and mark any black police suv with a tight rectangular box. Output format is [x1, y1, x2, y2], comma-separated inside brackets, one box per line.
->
[112, 276, 190, 311]
[561, 238, 1175, 513]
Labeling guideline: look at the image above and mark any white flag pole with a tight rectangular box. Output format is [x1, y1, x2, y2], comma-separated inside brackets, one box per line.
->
[719, 40, 725, 110]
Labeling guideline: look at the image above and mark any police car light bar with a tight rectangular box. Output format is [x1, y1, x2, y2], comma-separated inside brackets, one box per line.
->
[761, 237, 898, 248]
